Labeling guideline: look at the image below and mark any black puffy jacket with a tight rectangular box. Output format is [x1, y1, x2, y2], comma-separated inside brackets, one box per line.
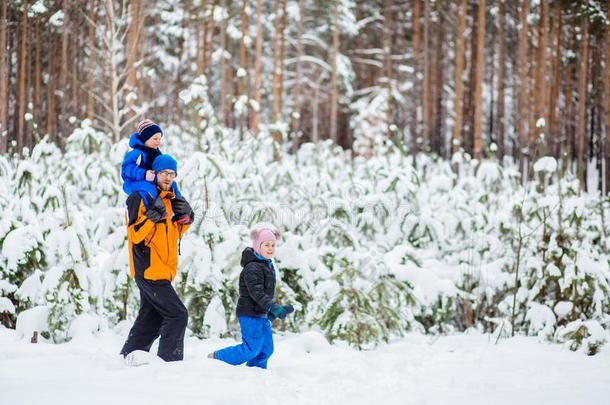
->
[236, 247, 276, 317]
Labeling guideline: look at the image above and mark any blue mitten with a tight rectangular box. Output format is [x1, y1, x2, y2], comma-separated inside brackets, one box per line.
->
[268, 303, 294, 320]
[268, 303, 285, 319]
[280, 304, 294, 319]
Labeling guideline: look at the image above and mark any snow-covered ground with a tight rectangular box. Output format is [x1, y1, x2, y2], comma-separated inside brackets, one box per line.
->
[1, 327, 608, 405]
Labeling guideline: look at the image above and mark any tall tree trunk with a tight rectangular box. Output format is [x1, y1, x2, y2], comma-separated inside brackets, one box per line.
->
[549, 3, 562, 158]
[272, 0, 287, 144]
[496, 0, 506, 162]
[473, 0, 485, 161]
[533, 0, 548, 154]
[172, 27, 185, 123]
[239, 0, 249, 132]
[313, 69, 322, 143]
[383, 0, 393, 139]
[422, 0, 431, 150]
[6, 22, 13, 147]
[196, 7, 202, 75]
[592, 39, 603, 193]
[464, 1, 477, 155]
[451, 0, 466, 154]
[432, 0, 444, 156]
[226, 38, 236, 128]
[58, 0, 69, 143]
[290, 0, 304, 146]
[605, 0, 610, 195]
[125, 0, 141, 121]
[239, 0, 247, 91]
[86, 1, 97, 120]
[136, 1, 147, 103]
[70, 11, 80, 120]
[251, 0, 262, 136]
[411, 0, 421, 154]
[563, 40, 576, 161]
[487, 13, 495, 150]
[517, 0, 529, 170]
[103, 0, 121, 141]
[219, 0, 229, 127]
[172, 2, 189, 123]
[0, 0, 8, 153]
[329, 0, 340, 143]
[204, 1, 217, 77]
[202, 0, 215, 77]
[197, 0, 207, 77]
[577, 17, 589, 187]
[16, 0, 29, 154]
[272, 0, 287, 123]
[353, 3, 364, 97]
[46, 34, 57, 140]
[33, 20, 42, 127]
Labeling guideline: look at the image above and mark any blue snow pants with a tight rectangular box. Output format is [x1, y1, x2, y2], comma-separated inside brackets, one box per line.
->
[214, 316, 274, 369]
[123, 180, 182, 207]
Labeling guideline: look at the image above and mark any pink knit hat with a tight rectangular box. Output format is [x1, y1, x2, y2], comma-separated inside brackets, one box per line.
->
[251, 228, 280, 255]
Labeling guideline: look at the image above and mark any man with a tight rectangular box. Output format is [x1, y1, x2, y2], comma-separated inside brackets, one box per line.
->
[120, 154, 194, 365]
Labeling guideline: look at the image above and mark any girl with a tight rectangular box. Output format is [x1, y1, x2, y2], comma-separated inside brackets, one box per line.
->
[209, 228, 293, 369]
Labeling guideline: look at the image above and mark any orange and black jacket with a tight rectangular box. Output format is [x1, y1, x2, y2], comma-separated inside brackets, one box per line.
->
[125, 190, 190, 281]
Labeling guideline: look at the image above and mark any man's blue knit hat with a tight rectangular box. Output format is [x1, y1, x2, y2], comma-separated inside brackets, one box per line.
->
[152, 154, 177, 175]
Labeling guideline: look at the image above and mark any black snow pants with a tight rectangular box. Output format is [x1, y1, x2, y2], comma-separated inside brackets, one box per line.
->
[120, 277, 188, 361]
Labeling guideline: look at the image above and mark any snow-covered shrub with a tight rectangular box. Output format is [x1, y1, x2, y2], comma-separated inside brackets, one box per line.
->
[556, 319, 609, 355]
[101, 269, 135, 325]
[274, 234, 319, 332]
[495, 161, 610, 343]
[0, 224, 46, 328]
[317, 248, 416, 349]
[1, 122, 608, 353]
[44, 265, 90, 342]
[317, 251, 385, 349]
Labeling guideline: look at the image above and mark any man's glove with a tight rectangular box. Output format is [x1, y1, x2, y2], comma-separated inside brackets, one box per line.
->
[171, 197, 194, 225]
[268, 303, 295, 320]
[146, 196, 167, 223]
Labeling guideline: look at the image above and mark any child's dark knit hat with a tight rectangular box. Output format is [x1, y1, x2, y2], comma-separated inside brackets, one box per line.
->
[137, 119, 163, 144]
